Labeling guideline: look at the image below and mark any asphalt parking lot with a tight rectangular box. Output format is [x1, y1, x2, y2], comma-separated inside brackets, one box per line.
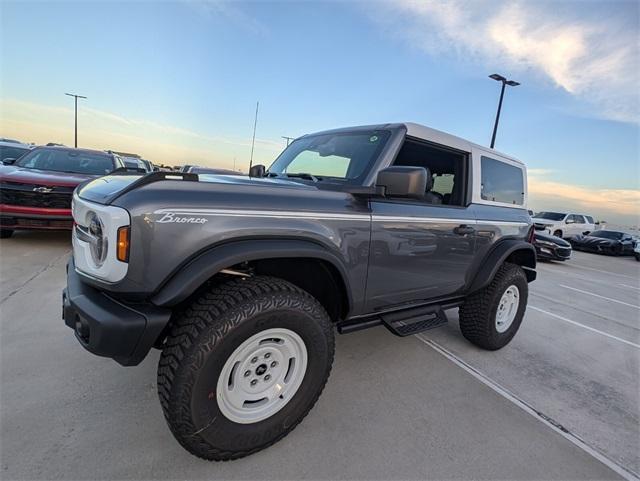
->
[1, 232, 638, 480]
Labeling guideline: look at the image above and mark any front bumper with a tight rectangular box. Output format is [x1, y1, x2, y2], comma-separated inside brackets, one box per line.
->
[62, 258, 171, 366]
[535, 245, 571, 261]
[1, 204, 73, 230]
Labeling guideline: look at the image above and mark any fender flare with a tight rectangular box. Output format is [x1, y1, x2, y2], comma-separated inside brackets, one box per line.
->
[466, 240, 536, 294]
[151, 238, 353, 308]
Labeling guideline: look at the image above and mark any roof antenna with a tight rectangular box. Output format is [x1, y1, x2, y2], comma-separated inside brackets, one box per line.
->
[249, 101, 259, 172]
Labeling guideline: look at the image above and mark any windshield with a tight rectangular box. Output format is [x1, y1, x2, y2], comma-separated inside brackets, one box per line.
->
[591, 231, 623, 240]
[15, 148, 115, 175]
[1, 145, 30, 162]
[534, 212, 566, 221]
[268, 130, 391, 182]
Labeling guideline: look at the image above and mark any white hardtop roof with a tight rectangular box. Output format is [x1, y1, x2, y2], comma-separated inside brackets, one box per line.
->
[402, 122, 524, 166]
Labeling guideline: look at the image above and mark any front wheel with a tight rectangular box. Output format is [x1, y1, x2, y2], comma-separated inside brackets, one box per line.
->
[157, 276, 335, 461]
[458, 263, 528, 350]
[0, 229, 14, 239]
[635, 253, 640, 262]
[553, 229, 563, 238]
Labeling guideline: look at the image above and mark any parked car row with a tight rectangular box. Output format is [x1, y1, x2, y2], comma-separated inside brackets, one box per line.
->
[531, 211, 596, 239]
[0, 146, 128, 237]
[0, 141, 243, 238]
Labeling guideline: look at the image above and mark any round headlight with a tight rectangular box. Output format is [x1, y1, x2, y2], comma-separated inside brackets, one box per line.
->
[87, 211, 108, 267]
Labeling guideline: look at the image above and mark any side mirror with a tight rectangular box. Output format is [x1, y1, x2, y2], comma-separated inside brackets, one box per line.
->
[565, 218, 575, 224]
[2, 158, 16, 165]
[376, 166, 427, 199]
[249, 164, 265, 177]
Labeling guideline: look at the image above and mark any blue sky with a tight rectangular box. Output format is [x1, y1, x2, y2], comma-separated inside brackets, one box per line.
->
[1, 0, 638, 223]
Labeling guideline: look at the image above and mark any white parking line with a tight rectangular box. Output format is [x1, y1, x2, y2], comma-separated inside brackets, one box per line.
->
[568, 263, 638, 280]
[414, 334, 638, 480]
[529, 305, 640, 349]
[559, 284, 640, 309]
[537, 266, 640, 292]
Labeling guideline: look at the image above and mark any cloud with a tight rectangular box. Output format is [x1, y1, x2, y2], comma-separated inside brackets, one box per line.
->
[0, 99, 284, 169]
[528, 170, 639, 225]
[184, 0, 268, 35]
[369, 1, 639, 123]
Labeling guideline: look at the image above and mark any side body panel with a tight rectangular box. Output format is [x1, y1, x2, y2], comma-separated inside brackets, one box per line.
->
[366, 201, 477, 310]
[108, 181, 373, 315]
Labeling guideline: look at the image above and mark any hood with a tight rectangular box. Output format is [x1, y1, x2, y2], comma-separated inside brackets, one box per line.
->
[535, 231, 570, 247]
[572, 234, 619, 246]
[0, 164, 94, 187]
[77, 172, 323, 205]
[531, 217, 560, 225]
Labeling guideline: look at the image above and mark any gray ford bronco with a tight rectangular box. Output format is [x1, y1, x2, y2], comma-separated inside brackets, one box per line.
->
[63, 123, 536, 460]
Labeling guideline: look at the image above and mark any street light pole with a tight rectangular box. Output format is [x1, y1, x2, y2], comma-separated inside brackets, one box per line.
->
[65, 93, 87, 148]
[281, 136, 295, 147]
[488, 74, 519, 149]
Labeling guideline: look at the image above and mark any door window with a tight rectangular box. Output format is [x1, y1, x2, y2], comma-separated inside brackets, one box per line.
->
[392, 138, 467, 206]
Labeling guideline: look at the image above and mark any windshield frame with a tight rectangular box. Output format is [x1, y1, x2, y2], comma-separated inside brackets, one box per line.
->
[590, 231, 624, 240]
[534, 212, 567, 221]
[14, 148, 116, 175]
[267, 128, 394, 185]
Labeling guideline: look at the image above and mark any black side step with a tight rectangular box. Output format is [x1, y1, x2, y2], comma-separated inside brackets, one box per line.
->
[381, 305, 448, 337]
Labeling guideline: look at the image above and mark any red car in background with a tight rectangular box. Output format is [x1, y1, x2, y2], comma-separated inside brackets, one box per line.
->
[0, 146, 124, 238]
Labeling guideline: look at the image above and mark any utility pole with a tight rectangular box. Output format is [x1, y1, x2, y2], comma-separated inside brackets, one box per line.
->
[249, 101, 259, 171]
[488, 74, 519, 149]
[65, 93, 87, 148]
[281, 136, 295, 147]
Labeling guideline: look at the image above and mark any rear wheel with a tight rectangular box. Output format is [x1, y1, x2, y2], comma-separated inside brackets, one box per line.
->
[458, 263, 528, 350]
[157, 276, 335, 461]
[0, 229, 14, 239]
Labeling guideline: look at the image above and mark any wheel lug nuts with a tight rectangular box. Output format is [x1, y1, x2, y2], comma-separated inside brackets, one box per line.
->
[270, 361, 277, 368]
[251, 357, 258, 363]
[264, 374, 271, 381]
[244, 370, 251, 377]
[264, 353, 271, 359]
[250, 379, 258, 386]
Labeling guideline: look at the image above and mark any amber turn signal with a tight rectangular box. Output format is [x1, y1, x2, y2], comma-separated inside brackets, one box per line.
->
[117, 226, 130, 262]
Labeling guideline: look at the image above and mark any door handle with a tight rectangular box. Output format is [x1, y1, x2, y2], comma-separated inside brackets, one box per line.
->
[454, 225, 475, 235]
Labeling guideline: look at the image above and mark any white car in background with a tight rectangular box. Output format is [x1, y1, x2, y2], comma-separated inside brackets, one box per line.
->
[532, 212, 596, 239]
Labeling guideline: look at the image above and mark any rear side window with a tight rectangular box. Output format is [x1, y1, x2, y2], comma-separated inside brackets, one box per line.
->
[480, 156, 524, 205]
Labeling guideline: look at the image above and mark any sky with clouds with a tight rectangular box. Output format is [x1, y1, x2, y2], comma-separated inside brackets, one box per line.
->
[1, 0, 638, 225]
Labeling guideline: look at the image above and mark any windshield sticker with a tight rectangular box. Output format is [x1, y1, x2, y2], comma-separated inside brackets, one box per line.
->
[369, 135, 378, 142]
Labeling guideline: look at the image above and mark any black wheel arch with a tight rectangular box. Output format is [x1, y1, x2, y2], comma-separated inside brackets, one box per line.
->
[151, 238, 353, 320]
[466, 239, 536, 294]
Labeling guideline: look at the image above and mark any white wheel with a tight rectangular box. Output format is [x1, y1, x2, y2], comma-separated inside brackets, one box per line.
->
[495, 285, 520, 333]
[216, 327, 308, 424]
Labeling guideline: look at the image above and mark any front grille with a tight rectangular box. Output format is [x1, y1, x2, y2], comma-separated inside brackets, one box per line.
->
[557, 247, 571, 257]
[0, 217, 73, 229]
[0, 182, 74, 209]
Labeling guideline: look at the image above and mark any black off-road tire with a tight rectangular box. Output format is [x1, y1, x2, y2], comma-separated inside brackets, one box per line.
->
[635, 253, 640, 262]
[0, 229, 14, 239]
[157, 276, 335, 461]
[458, 262, 528, 350]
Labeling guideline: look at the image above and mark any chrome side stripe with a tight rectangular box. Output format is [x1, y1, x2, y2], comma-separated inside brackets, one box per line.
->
[372, 216, 476, 224]
[153, 208, 371, 221]
[153, 208, 529, 227]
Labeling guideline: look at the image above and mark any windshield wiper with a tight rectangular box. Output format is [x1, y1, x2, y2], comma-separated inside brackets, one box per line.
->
[285, 172, 321, 182]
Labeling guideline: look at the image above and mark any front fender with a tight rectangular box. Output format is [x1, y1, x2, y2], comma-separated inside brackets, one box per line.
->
[151, 238, 354, 308]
